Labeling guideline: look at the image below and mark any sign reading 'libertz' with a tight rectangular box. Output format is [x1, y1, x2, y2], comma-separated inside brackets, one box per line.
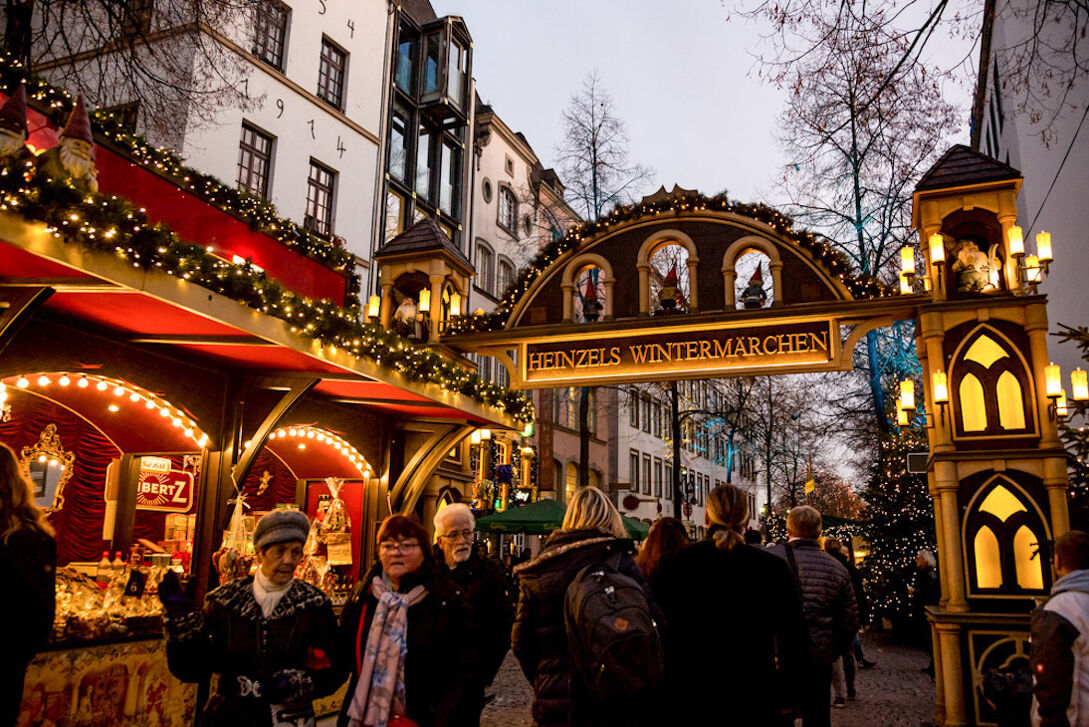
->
[523, 320, 835, 383]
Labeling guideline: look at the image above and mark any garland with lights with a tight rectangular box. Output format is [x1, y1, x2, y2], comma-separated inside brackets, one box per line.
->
[0, 54, 359, 298]
[859, 425, 936, 628]
[446, 193, 896, 335]
[1056, 324, 1089, 530]
[0, 157, 533, 423]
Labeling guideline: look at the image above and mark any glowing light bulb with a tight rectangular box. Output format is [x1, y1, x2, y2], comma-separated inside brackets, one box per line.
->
[113, 386, 125, 396]
[37, 375, 50, 386]
[77, 376, 89, 388]
[16, 377, 28, 388]
[108, 404, 120, 412]
[96, 380, 108, 391]
[58, 374, 70, 386]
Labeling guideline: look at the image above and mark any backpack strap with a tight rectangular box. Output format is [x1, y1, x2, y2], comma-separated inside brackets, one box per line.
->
[784, 542, 802, 590]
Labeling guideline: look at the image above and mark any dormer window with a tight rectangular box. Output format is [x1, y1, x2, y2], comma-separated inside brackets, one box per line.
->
[416, 18, 472, 120]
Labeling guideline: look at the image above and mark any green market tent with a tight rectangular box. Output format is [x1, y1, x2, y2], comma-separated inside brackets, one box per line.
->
[475, 498, 650, 540]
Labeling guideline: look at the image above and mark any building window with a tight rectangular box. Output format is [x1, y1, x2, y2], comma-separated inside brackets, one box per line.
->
[498, 186, 517, 234]
[253, 0, 290, 70]
[384, 190, 404, 243]
[439, 138, 460, 215]
[654, 458, 663, 498]
[476, 242, 494, 295]
[505, 155, 514, 176]
[642, 396, 652, 434]
[497, 259, 515, 296]
[642, 453, 652, 495]
[416, 125, 432, 200]
[317, 38, 348, 110]
[629, 450, 640, 492]
[664, 462, 673, 500]
[422, 32, 442, 96]
[482, 178, 493, 203]
[305, 160, 336, 235]
[389, 107, 409, 182]
[446, 39, 467, 109]
[652, 401, 662, 438]
[629, 389, 639, 428]
[237, 123, 274, 199]
[395, 32, 416, 93]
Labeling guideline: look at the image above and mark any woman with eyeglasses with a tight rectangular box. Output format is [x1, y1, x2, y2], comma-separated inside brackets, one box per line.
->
[337, 514, 478, 727]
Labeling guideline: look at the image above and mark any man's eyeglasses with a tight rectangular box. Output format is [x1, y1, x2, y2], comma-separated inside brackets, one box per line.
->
[379, 541, 421, 554]
[439, 529, 474, 542]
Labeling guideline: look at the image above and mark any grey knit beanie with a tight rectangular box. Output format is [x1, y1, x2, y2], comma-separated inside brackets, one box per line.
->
[253, 509, 309, 551]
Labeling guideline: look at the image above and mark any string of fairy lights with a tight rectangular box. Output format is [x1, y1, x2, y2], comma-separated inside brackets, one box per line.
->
[0, 54, 359, 292]
[446, 195, 895, 335]
[0, 157, 533, 423]
[3, 372, 209, 448]
[264, 426, 373, 476]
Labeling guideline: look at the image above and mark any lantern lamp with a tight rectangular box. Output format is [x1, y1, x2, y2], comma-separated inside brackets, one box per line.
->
[418, 288, 431, 314]
[896, 399, 909, 427]
[1046, 362, 1062, 399]
[899, 273, 912, 295]
[900, 246, 915, 276]
[1057, 389, 1069, 419]
[449, 292, 462, 317]
[900, 379, 916, 411]
[1008, 225, 1025, 257]
[367, 295, 381, 320]
[1072, 368, 1088, 401]
[932, 371, 949, 404]
[1036, 231, 1053, 263]
[1024, 255, 1042, 284]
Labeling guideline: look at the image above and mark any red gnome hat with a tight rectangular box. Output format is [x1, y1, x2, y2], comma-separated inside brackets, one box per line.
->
[60, 96, 94, 144]
[663, 263, 678, 287]
[748, 266, 764, 285]
[0, 85, 28, 134]
[582, 275, 598, 302]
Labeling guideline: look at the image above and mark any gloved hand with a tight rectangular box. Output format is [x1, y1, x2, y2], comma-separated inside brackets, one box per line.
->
[261, 669, 313, 703]
[157, 569, 196, 617]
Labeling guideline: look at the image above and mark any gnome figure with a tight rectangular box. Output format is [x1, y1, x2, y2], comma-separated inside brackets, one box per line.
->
[0, 85, 32, 163]
[580, 273, 602, 322]
[37, 95, 98, 193]
[658, 263, 680, 311]
[742, 266, 768, 309]
[951, 238, 1000, 293]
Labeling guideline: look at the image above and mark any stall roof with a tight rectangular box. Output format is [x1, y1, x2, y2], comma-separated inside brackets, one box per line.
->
[0, 213, 517, 430]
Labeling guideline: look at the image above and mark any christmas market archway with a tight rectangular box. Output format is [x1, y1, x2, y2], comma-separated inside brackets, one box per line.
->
[443, 153, 1074, 727]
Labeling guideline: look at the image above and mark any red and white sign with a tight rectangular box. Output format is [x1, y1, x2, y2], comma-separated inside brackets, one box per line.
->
[136, 469, 194, 512]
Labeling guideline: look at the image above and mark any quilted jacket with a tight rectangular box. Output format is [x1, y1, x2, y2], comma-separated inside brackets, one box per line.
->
[771, 539, 858, 664]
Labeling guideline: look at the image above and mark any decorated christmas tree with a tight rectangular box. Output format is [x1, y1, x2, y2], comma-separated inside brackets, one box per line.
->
[860, 425, 936, 628]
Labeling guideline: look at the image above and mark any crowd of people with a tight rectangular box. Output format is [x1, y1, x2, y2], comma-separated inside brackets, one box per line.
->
[4, 437, 1089, 727]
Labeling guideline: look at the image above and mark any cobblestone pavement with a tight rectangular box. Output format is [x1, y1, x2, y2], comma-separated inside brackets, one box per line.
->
[482, 631, 937, 727]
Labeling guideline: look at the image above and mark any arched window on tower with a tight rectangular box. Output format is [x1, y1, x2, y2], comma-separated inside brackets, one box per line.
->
[965, 476, 1049, 595]
[951, 327, 1034, 438]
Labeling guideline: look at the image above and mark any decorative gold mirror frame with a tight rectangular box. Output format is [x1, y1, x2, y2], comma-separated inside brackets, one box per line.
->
[19, 424, 75, 515]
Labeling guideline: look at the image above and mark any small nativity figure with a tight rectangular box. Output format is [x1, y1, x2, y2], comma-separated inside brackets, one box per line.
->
[951, 238, 1000, 294]
[37, 95, 98, 193]
[741, 266, 768, 309]
[0, 86, 33, 165]
[580, 274, 603, 322]
[392, 293, 422, 340]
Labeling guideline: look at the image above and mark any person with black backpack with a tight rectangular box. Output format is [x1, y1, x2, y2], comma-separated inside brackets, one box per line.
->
[512, 486, 664, 727]
[652, 484, 809, 727]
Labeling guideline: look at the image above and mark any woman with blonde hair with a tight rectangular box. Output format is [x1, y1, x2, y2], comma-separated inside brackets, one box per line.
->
[512, 487, 659, 726]
[0, 442, 57, 724]
[653, 483, 808, 726]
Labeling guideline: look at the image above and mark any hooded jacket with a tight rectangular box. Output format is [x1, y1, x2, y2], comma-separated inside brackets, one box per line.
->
[1031, 569, 1089, 727]
[511, 528, 657, 727]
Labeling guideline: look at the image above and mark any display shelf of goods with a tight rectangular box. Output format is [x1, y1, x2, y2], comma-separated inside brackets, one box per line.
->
[299, 479, 355, 606]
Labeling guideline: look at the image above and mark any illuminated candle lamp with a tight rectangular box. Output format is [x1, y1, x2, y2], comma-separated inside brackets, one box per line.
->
[1036, 231, 1053, 262]
[900, 379, 916, 410]
[900, 246, 915, 275]
[899, 273, 912, 295]
[1024, 255, 1042, 283]
[366, 295, 381, 319]
[449, 291, 462, 317]
[896, 399, 909, 427]
[58, 374, 70, 386]
[1046, 362, 1063, 399]
[418, 288, 431, 313]
[1072, 368, 1089, 401]
[932, 371, 949, 404]
[928, 233, 945, 264]
[1007, 225, 1024, 256]
[37, 375, 50, 386]
[16, 376, 28, 388]
[1057, 389, 1069, 418]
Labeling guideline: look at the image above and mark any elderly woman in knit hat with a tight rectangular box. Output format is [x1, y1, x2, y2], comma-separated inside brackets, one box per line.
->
[161, 509, 344, 727]
[336, 514, 478, 727]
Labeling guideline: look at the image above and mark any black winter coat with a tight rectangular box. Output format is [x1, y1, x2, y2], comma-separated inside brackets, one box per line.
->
[830, 549, 870, 626]
[441, 547, 514, 690]
[771, 540, 859, 664]
[336, 558, 479, 727]
[652, 530, 808, 725]
[511, 529, 659, 727]
[163, 576, 344, 727]
[0, 528, 55, 664]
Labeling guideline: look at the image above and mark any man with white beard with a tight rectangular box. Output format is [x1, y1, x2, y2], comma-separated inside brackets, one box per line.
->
[36, 95, 98, 193]
[0, 85, 31, 163]
[434, 503, 514, 726]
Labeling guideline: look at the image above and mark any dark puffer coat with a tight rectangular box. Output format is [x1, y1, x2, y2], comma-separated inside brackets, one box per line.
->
[771, 539, 859, 664]
[336, 558, 479, 727]
[440, 547, 514, 691]
[164, 576, 344, 727]
[511, 528, 659, 727]
[652, 529, 808, 725]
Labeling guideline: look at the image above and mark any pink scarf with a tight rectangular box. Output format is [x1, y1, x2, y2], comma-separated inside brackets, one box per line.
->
[347, 576, 428, 727]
